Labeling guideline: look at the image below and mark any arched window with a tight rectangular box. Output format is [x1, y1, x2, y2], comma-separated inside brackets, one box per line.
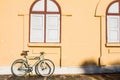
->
[107, 1, 120, 43]
[30, 0, 61, 43]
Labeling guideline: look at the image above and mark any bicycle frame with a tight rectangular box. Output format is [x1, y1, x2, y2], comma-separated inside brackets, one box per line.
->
[24, 53, 45, 68]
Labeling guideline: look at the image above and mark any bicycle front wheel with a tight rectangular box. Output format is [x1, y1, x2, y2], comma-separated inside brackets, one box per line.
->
[35, 59, 55, 77]
[11, 59, 28, 77]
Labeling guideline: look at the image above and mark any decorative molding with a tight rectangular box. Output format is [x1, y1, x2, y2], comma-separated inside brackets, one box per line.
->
[18, 14, 72, 16]
[106, 43, 120, 47]
[62, 14, 72, 16]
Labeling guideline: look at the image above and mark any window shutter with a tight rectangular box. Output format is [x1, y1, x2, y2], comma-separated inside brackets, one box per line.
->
[46, 14, 60, 42]
[30, 14, 44, 42]
[107, 16, 120, 43]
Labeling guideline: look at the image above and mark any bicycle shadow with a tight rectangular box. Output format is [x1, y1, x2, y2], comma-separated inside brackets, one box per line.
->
[7, 75, 48, 80]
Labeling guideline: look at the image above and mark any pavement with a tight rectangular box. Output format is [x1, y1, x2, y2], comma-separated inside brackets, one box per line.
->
[1, 74, 120, 80]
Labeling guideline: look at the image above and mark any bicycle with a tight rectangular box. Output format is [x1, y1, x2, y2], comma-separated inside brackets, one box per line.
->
[11, 50, 55, 77]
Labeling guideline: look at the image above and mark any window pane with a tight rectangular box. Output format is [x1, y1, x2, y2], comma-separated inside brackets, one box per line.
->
[46, 14, 60, 42]
[107, 16, 120, 43]
[32, 0, 44, 11]
[30, 14, 44, 42]
[47, 0, 59, 12]
[108, 31, 119, 42]
[108, 2, 119, 13]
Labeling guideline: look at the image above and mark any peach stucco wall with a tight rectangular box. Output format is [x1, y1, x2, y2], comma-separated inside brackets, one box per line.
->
[0, 0, 120, 67]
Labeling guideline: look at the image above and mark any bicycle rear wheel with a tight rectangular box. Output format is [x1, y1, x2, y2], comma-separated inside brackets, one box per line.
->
[35, 59, 55, 77]
[11, 59, 28, 77]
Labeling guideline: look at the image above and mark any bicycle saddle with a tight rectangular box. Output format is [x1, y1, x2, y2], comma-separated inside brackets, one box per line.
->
[40, 52, 45, 55]
[21, 50, 29, 56]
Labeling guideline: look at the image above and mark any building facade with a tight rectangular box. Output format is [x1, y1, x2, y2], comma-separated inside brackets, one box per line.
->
[0, 0, 120, 74]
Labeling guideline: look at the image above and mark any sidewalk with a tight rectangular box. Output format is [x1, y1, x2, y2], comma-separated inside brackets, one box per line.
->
[1, 74, 120, 80]
[1, 65, 120, 75]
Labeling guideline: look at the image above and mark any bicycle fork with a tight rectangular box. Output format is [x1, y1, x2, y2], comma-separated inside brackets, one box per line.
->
[40, 55, 47, 70]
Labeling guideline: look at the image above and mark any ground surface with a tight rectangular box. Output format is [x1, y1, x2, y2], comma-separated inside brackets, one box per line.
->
[0, 74, 120, 80]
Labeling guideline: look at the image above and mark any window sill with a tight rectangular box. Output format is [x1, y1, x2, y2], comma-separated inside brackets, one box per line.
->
[106, 43, 120, 47]
[28, 43, 61, 48]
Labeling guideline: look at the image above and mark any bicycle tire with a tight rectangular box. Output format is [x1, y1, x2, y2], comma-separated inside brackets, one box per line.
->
[35, 59, 55, 77]
[11, 59, 28, 77]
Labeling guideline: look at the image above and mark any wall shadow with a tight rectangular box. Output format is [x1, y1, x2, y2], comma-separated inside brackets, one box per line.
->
[81, 59, 97, 66]
[79, 59, 101, 74]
